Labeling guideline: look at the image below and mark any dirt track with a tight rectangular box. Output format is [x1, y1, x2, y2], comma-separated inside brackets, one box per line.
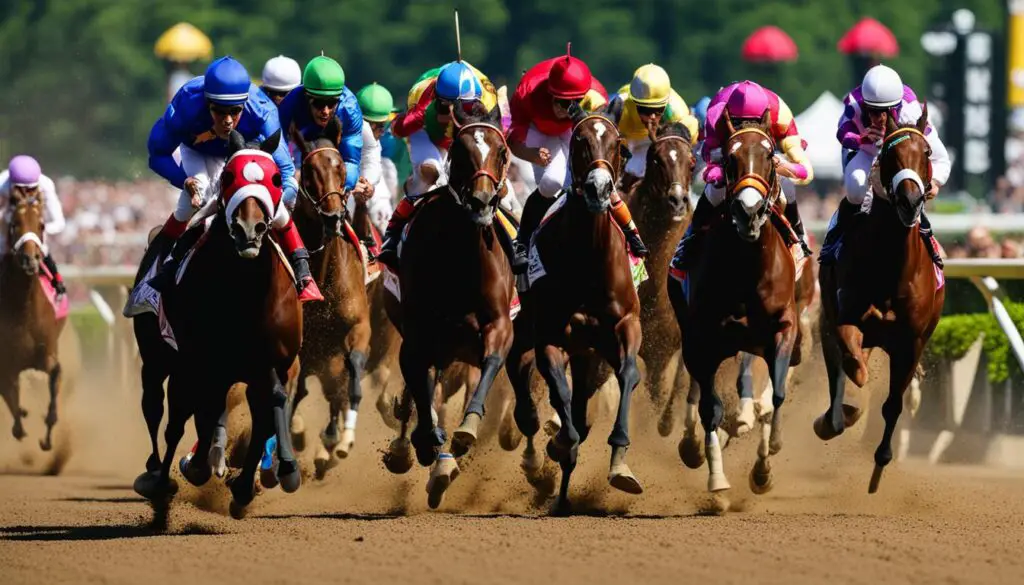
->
[1, 353, 1023, 585]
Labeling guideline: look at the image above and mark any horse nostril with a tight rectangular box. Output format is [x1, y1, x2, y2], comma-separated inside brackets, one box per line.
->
[254, 222, 268, 236]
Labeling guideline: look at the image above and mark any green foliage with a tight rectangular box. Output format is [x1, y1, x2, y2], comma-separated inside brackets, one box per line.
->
[68, 305, 108, 361]
[926, 301, 1024, 383]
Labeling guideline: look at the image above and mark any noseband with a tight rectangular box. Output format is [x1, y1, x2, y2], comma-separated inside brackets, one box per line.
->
[448, 122, 508, 202]
[571, 115, 621, 189]
[301, 146, 347, 214]
[725, 127, 779, 206]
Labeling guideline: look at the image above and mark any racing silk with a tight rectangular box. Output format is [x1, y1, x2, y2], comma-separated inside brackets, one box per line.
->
[148, 76, 297, 192]
[611, 84, 699, 144]
[278, 84, 363, 190]
[0, 170, 66, 239]
[507, 57, 608, 145]
[392, 63, 499, 149]
[703, 82, 812, 186]
[837, 85, 920, 152]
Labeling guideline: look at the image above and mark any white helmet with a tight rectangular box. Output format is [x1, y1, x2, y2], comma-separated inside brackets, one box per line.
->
[861, 65, 903, 108]
[261, 55, 301, 92]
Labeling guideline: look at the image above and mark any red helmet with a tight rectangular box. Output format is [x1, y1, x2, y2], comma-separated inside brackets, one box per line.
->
[548, 44, 593, 100]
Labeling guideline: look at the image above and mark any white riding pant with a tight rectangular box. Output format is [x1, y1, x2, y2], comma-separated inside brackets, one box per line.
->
[624, 138, 651, 178]
[408, 130, 448, 197]
[842, 148, 877, 206]
[174, 146, 290, 229]
[525, 125, 571, 198]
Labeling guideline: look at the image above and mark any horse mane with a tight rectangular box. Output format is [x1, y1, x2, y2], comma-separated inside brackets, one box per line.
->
[452, 99, 502, 130]
[658, 122, 692, 144]
[568, 102, 613, 127]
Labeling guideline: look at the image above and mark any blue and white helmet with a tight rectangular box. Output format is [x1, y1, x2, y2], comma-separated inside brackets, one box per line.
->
[435, 61, 482, 102]
[204, 56, 251, 106]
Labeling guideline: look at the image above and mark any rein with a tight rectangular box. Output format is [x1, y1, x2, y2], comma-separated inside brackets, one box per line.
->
[571, 115, 622, 189]
[301, 146, 348, 212]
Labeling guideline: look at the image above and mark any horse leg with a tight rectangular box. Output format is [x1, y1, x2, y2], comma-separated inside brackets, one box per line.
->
[314, 371, 343, 479]
[453, 317, 513, 457]
[271, 367, 301, 493]
[608, 352, 643, 495]
[538, 344, 578, 513]
[207, 407, 228, 479]
[1, 372, 26, 441]
[401, 341, 445, 467]
[382, 383, 415, 474]
[507, 343, 541, 473]
[868, 340, 921, 494]
[657, 350, 687, 437]
[229, 384, 272, 519]
[290, 368, 309, 452]
[37, 358, 61, 452]
[767, 325, 797, 456]
[140, 361, 166, 473]
[687, 351, 728, 492]
[734, 352, 757, 436]
[814, 314, 853, 441]
[336, 350, 367, 459]
[677, 376, 705, 469]
[142, 375, 189, 501]
[181, 389, 218, 488]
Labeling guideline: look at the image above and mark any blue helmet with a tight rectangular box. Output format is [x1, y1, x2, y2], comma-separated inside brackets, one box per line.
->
[435, 61, 482, 102]
[692, 96, 711, 126]
[204, 56, 251, 106]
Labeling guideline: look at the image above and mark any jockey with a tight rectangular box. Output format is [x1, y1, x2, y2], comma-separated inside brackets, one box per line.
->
[131, 56, 318, 316]
[354, 82, 397, 235]
[671, 80, 814, 275]
[278, 55, 363, 202]
[606, 64, 700, 182]
[509, 48, 649, 258]
[260, 55, 301, 106]
[826, 64, 950, 266]
[0, 155, 67, 299]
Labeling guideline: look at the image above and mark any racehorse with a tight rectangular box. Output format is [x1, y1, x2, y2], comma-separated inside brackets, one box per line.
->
[393, 102, 531, 508]
[621, 122, 695, 436]
[671, 108, 799, 497]
[0, 189, 65, 451]
[135, 130, 303, 517]
[287, 118, 372, 478]
[815, 107, 944, 493]
[529, 107, 644, 513]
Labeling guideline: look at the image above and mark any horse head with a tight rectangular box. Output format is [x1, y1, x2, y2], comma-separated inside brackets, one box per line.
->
[645, 122, 695, 220]
[449, 100, 508, 226]
[6, 187, 45, 276]
[292, 117, 347, 239]
[221, 129, 283, 258]
[879, 104, 932, 228]
[721, 109, 777, 242]
[569, 105, 626, 213]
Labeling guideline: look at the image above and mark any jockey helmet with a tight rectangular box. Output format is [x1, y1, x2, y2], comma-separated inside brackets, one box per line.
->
[549, 47, 593, 100]
[262, 55, 301, 92]
[862, 65, 903, 108]
[204, 56, 251, 106]
[435, 61, 482, 102]
[303, 55, 346, 98]
[725, 81, 770, 119]
[357, 83, 395, 122]
[629, 64, 671, 107]
[693, 95, 711, 126]
[8, 155, 41, 187]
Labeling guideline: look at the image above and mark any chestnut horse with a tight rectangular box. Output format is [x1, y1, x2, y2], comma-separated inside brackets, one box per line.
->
[288, 118, 372, 478]
[815, 108, 944, 493]
[530, 108, 643, 513]
[671, 109, 799, 497]
[134, 131, 303, 518]
[0, 189, 64, 450]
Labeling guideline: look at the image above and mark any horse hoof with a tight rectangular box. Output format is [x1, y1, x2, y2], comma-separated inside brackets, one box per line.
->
[546, 436, 574, 463]
[551, 497, 572, 517]
[12, 424, 26, 441]
[543, 414, 561, 437]
[813, 413, 843, 441]
[260, 467, 279, 490]
[708, 472, 731, 493]
[608, 468, 644, 495]
[335, 429, 356, 459]
[313, 446, 337, 480]
[229, 499, 249, 520]
[749, 461, 774, 495]
[320, 429, 341, 451]
[277, 465, 301, 494]
[678, 434, 705, 469]
[768, 431, 783, 456]
[209, 444, 227, 479]
[521, 446, 544, 474]
[426, 455, 460, 510]
[134, 471, 178, 500]
[382, 438, 415, 475]
[735, 399, 756, 436]
[180, 454, 212, 487]
[411, 427, 445, 467]
[290, 413, 306, 436]
[868, 464, 884, 494]
[657, 410, 675, 438]
[498, 418, 524, 452]
[843, 404, 864, 428]
[39, 438, 52, 452]
[292, 430, 307, 453]
[451, 413, 481, 458]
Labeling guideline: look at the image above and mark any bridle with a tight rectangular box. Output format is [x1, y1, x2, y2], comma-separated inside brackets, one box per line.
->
[570, 115, 622, 190]
[724, 127, 780, 210]
[300, 146, 348, 215]
[651, 134, 693, 194]
[880, 127, 932, 196]
[447, 122, 509, 203]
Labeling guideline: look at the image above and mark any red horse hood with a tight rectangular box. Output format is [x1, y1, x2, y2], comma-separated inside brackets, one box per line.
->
[220, 149, 283, 224]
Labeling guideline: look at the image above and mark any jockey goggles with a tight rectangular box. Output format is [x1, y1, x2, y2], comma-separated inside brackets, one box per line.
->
[636, 104, 666, 116]
[308, 95, 339, 110]
[209, 103, 244, 117]
[553, 97, 580, 109]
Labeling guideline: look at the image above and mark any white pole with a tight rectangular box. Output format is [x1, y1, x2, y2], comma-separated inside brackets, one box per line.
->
[455, 9, 462, 62]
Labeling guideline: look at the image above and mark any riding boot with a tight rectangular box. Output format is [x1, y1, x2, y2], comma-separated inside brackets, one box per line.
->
[495, 212, 530, 275]
[610, 197, 649, 258]
[783, 198, 813, 258]
[377, 195, 417, 269]
[670, 195, 716, 272]
[276, 219, 324, 301]
[41, 254, 67, 299]
[517, 189, 557, 250]
[148, 224, 204, 293]
[819, 199, 859, 265]
[918, 211, 943, 268]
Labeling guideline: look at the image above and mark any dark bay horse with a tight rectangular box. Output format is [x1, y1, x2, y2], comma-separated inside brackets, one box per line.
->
[815, 108, 944, 493]
[622, 122, 695, 437]
[671, 110, 799, 497]
[530, 109, 643, 512]
[287, 118, 372, 478]
[136, 131, 303, 518]
[0, 190, 64, 450]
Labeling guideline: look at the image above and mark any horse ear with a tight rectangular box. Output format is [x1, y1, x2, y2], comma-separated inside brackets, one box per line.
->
[452, 99, 469, 128]
[488, 103, 502, 128]
[261, 130, 282, 155]
[228, 130, 246, 155]
[886, 109, 899, 136]
[723, 109, 736, 137]
[759, 109, 771, 131]
[917, 102, 929, 133]
[325, 115, 343, 146]
[289, 123, 312, 158]
[568, 101, 586, 124]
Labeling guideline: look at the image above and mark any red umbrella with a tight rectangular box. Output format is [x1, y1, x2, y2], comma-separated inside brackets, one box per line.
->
[838, 17, 899, 57]
[742, 26, 799, 63]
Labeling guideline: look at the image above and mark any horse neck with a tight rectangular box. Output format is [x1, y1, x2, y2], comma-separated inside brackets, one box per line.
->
[865, 204, 923, 283]
[634, 175, 683, 242]
[565, 195, 616, 253]
[0, 255, 42, 317]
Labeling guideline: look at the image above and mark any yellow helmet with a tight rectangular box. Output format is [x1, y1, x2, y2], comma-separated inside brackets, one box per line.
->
[629, 63, 671, 107]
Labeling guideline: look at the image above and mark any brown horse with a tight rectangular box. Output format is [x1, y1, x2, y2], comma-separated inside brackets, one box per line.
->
[671, 109, 799, 497]
[0, 189, 64, 451]
[622, 122, 695, 436]
[530, 108, 643, 512]
[287, 118, 372, 478]
[815, 108, 944, 493]
[135, 131, 304, 517]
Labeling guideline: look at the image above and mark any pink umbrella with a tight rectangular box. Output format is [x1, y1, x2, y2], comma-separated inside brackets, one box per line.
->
[838, 17, 899, 57]
[742, 26, 799, 63]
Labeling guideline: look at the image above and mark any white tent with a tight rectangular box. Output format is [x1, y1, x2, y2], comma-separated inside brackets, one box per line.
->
[795, 91, 846, 181]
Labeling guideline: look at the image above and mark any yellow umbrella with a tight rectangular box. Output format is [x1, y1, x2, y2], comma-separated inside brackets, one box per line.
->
[154, 22, 213, 63]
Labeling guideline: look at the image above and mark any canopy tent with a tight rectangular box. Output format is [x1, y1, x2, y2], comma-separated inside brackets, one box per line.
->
[742, 26, 799, 63]
[838, 17, 899, 57]
[794, 91, 846, 181]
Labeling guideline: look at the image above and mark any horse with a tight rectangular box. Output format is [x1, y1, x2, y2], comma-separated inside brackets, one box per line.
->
[529, 107, 644, 513]
[0, 189, 65, 451]
[621, 122, 695, 437]
[287, 118, 372, 478]
[671, 108, 800, 498]
[135, 130, 303, 518]
[814, 107, 944, 493]
[393, 102, 534, 508]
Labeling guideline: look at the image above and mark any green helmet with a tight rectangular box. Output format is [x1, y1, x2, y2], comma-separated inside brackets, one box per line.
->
[303, 55, 345, 97]
[357, 83, 395, 122]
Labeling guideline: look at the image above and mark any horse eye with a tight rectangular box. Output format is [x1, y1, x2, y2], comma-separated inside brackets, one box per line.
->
[222, 171, 235, 186]
[272, 173, 282, 187]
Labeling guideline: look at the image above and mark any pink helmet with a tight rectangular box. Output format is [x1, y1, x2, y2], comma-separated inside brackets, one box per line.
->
[9, 155, 41, 187]
[725, 81, 770, 119]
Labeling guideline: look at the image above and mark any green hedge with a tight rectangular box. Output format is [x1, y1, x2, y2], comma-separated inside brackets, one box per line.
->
[926, 300, 1024, 383]
[69, 306, 110, 360]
